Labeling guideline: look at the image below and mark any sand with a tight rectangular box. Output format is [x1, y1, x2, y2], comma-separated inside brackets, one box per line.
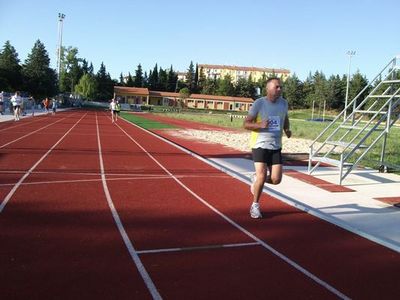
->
[166, 129, 325, 154]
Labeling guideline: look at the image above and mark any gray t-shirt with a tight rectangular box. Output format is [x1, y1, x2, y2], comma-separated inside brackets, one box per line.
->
[248, 96, 288, 150]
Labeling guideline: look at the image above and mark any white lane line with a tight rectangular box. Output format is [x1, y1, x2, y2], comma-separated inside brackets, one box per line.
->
[0, 113, 87, 213]
[137, 242, 261, 255]
[0, 115, 47, 132]
[95, 113, 162, 300]
[0, 174, 231, 187]
[0, 169, 229, 179]
[115, 118, 351, 300]
[0, 114, 77, 149]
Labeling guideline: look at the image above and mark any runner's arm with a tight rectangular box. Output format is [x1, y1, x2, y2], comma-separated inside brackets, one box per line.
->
[243, 114, 267, 131]
[283, 115, 291, 138]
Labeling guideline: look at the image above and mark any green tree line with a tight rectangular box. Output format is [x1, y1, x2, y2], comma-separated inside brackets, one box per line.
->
[1, 39, 389, 110]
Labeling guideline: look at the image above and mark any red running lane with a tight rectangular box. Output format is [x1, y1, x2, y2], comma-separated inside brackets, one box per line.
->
[115, 112, 400, 299]
[1, 110, 399, 299]
[0, 111, 154, 299]
[97, 113, 339, 299]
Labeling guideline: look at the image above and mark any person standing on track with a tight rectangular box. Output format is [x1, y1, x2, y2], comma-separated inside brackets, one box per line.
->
[243, 77, 292, 219]
[109, 98, 118, 123]
[43, 97, 50, 114]
[51, 98, 57, 115]
[0, 91, 4, 115]
[29, 95, 35, 116]
[11, 91, 23, 121]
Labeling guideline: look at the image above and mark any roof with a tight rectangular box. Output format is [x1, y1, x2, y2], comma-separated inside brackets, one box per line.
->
[198, 64, 290, 74]
[149, 91, 181, 98]
[114, 86, 149, 95]
[189, 94, 253, 103]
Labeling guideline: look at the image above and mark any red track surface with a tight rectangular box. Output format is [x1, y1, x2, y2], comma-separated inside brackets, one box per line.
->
[1, 110, 399, 299]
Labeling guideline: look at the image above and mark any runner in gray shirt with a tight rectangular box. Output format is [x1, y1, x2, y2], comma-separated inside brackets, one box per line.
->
[243, 78, 292, 218]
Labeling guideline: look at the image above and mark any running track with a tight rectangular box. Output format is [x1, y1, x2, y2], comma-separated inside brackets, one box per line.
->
[0, 110, 399, 299]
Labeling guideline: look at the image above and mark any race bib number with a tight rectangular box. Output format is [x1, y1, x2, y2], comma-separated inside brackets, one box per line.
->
[267, 116, 280, 131]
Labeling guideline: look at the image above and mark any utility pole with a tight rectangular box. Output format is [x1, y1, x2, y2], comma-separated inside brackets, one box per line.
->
[57, 13, 66, 79]
[344, 50, 356, 121]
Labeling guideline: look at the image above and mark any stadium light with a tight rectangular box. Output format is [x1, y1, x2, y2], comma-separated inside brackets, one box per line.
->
[344, 50, 356, 121]
[57, 13, 66, 78]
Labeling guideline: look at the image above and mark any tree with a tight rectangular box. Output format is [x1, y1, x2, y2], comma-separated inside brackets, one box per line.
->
[75, 73, 97, 100]
[134, 64, 144, 87]
[59, 47, 83, 93]
[283, 73, 304, 109]
[193, 63, 199, 92]
[185, 61, 195, 92]
[143, 71, 149, 88]
[126, 72, 134, 87]
[201, 78, 218, 95]
[0, 40, 22, 91]
[235, 77, 255, 98]
[216, 75, 235, 96]
[349, 71, 369, 102]
[22, 39, 57, 99]
[166, 65, 178, 92]
[118, 72, 125, 86]
[158, 67, 168, 91]
[327, 75, 345, 110]
[312, 71, 329, 115]
[197, 67, 206, 93]
[303, 72, 315, 109]
[88, 62, 94, 75]
[95, 62, 114, 100]
[148, 63, 159, 90]
[81, 59, 94, 77]
[178, 87, 190, 109]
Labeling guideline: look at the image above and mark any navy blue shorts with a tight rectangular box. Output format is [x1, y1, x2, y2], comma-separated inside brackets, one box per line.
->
[251, 148, 282, 165]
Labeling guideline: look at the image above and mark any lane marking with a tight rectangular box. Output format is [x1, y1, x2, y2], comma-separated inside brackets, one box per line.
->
[114, 116, 351, 300]
[0, 174, 230, 187]
[0, 114, 49, 132]
[0, 113, 87, 213]
[95, 113, 162, 300]
[137, 242, 261, 255]
[0, 114, 78, 149]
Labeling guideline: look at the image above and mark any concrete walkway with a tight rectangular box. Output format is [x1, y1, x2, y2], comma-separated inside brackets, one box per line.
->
[208, 156, 400, 253]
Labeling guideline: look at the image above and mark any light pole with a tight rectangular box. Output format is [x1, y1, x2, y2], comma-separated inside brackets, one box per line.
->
[57, 13, 66, 79]
[344, 50, 356, 120]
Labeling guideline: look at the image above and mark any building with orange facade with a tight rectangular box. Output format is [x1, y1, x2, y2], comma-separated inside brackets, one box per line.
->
[114, 87, 253, 112]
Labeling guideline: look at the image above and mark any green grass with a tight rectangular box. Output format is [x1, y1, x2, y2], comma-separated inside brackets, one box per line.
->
[121, 112, 177, 130]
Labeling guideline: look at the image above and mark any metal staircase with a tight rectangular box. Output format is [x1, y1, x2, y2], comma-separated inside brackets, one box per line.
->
[308, 56, 400, 184]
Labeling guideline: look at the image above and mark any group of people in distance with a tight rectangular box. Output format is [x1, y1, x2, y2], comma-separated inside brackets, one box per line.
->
[42, 97, 57, 115]
[0, 91, 58, 121]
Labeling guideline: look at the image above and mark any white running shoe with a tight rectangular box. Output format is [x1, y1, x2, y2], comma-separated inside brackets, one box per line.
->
[250, 202, 262, 219]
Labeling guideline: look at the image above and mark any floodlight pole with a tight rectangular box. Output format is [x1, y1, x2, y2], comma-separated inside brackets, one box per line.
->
[57, 13, 66, 78]
[344, 50, 356, 121]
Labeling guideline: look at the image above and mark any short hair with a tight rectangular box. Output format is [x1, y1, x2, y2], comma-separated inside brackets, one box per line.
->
[266, 77, 281, 86]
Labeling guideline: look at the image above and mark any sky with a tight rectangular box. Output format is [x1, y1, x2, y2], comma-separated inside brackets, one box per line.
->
[1, 0, 399, 82]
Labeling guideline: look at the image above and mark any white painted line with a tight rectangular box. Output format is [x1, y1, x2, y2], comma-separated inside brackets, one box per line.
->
[209, 159, 400, 254]
[95, 113, 162, 300]
[0, 114, 77, 149]
[0, 115, 47, 132]
[116, 118, 350, 300]
[0, 113, 87, 213]
[137, 242, 260, 254]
